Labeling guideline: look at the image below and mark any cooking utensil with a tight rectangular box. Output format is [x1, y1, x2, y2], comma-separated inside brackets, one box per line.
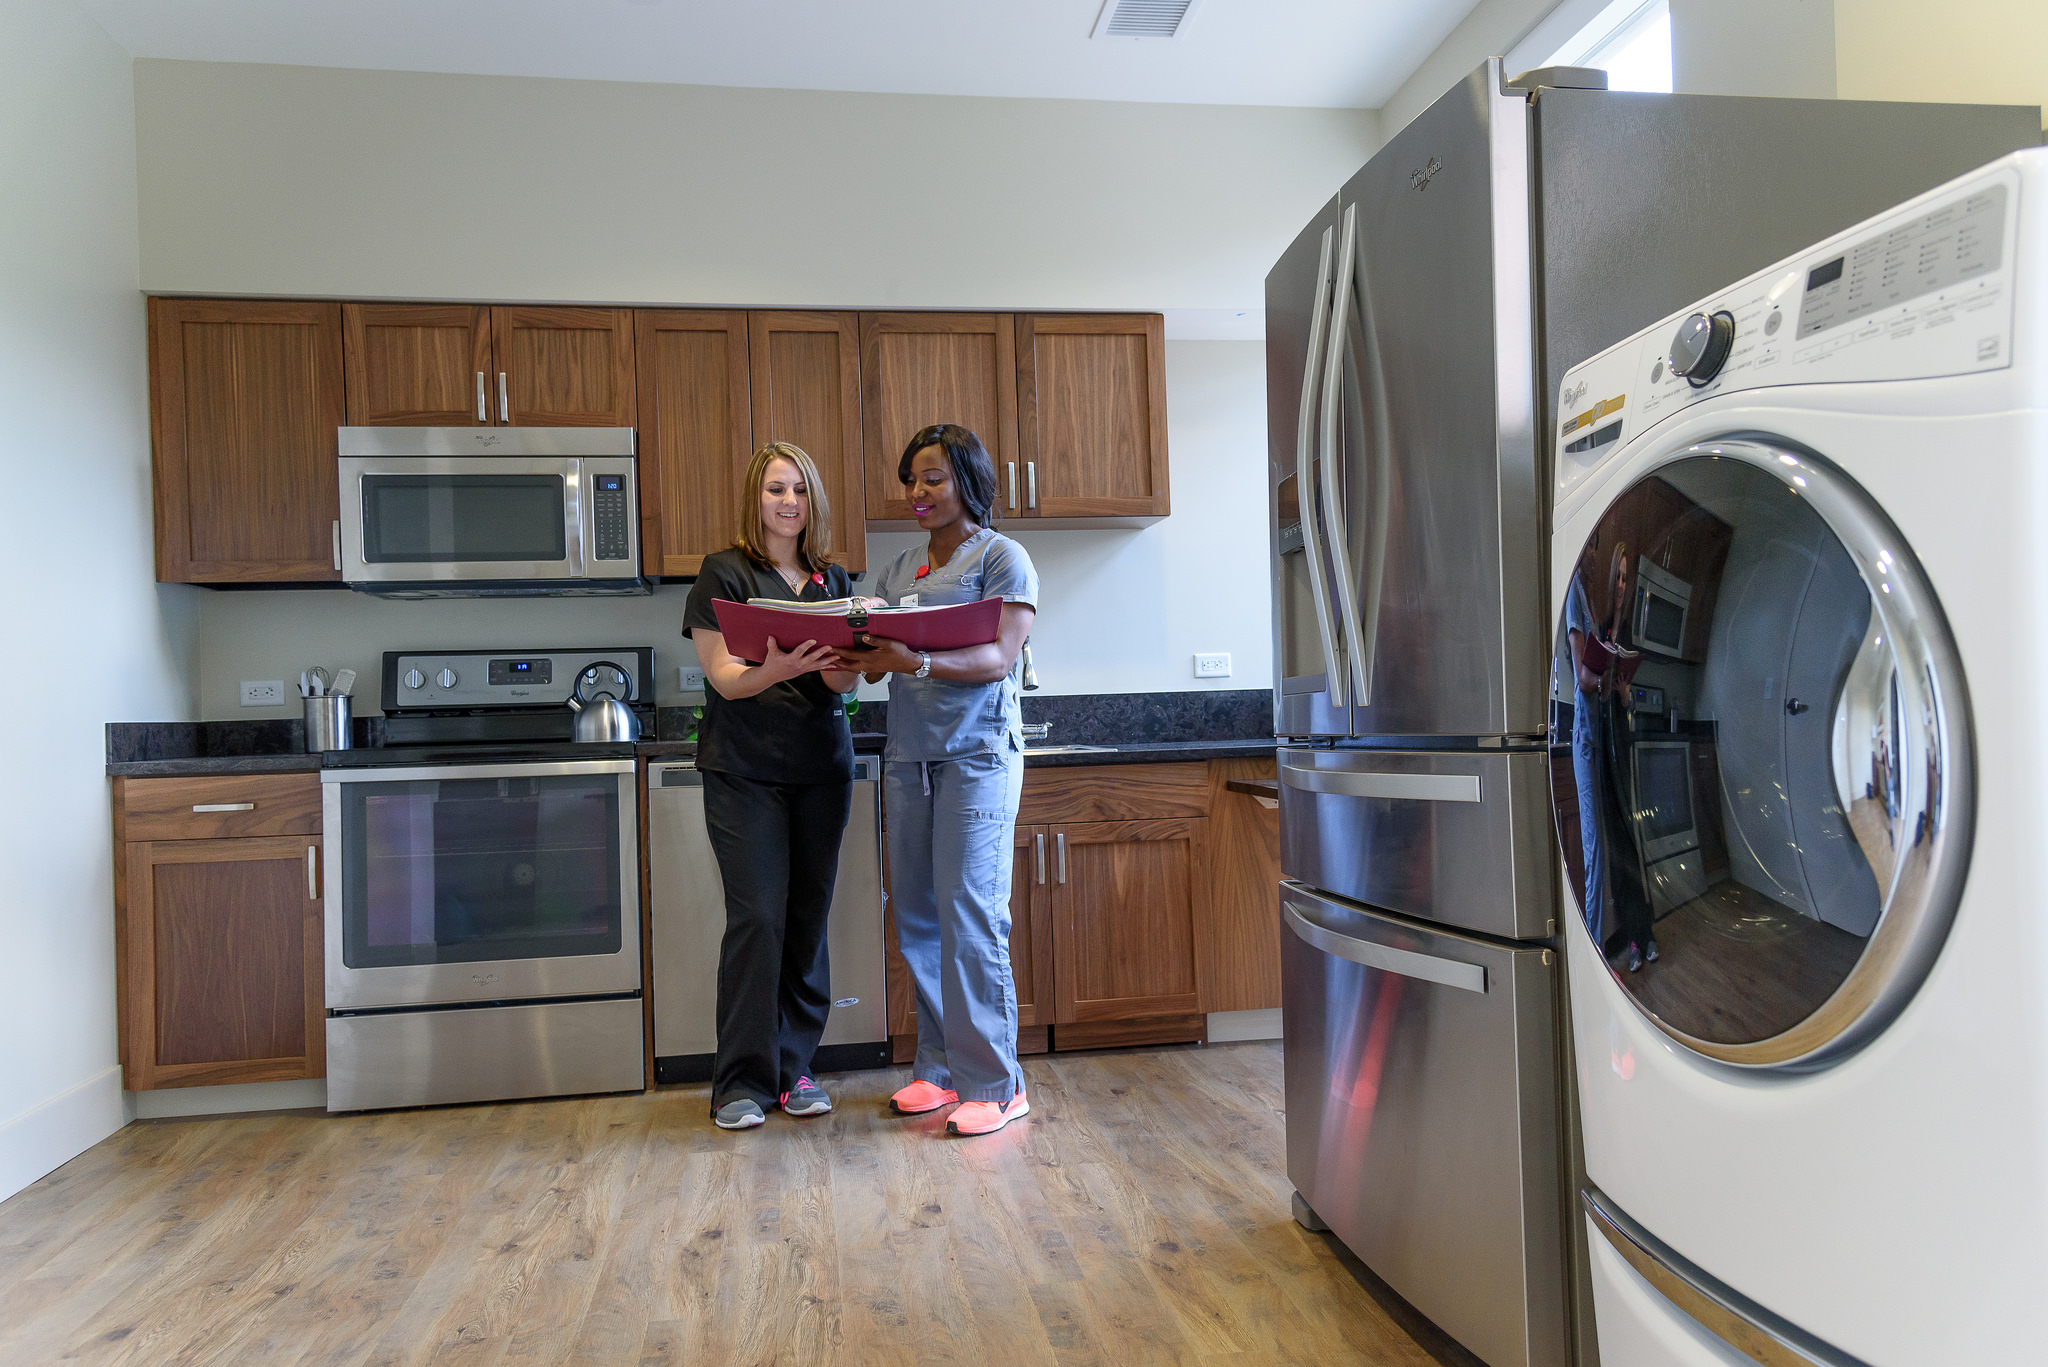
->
[567, 661, 640, 744]
[330, 668, 357, 697]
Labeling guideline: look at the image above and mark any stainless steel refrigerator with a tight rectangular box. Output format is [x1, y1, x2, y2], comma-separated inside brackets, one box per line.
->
[1267, 59, 2038, 1367]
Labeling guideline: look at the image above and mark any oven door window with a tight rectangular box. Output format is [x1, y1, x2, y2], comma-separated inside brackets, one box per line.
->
[360, 474, 567, 563]
[339, 773, 622, 967]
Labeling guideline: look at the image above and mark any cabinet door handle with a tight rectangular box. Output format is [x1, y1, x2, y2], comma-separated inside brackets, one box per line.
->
[476, 371, 487, 422]
[1027, 461, 1038, 510]
[1055, 831, 1066, 884]
[191, 802, 255, 813]
[1035, 832, 1046, 885]
[498, 371, 509, 424]
[306, 845, 320, 900]
[1008, 462, 1019, 512]
[332, 520, 342, 572]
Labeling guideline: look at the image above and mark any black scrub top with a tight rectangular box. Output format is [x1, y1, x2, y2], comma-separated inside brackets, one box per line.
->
[683, 549, 855, 785]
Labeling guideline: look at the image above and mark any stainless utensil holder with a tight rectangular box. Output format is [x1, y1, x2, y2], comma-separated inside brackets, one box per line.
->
[305, 694, 352, 752]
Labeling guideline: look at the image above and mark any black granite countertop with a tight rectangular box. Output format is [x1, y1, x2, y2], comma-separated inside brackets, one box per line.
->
[109, 690, 1277, 778]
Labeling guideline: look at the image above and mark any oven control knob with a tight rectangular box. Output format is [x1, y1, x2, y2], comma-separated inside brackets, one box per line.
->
[1669, 310, 1736, 388]
[404, 668, 425, 690]
[436, 668, 459, 689]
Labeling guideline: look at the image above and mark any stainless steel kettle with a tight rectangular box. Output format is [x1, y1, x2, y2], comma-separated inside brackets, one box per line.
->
[567, 661, 641, 743]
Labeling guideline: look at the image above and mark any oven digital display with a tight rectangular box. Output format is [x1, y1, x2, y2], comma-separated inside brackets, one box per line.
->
[488, 658, 553, 685]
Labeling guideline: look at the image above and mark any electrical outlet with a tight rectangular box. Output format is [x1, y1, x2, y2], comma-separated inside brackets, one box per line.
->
[677, 666, 706, 693]
[240, 679, 286, 706]
[1193, 653, 1232, 679]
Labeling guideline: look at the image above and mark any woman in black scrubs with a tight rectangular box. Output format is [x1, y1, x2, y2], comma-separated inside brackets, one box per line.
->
[683, 442, 861, 1130]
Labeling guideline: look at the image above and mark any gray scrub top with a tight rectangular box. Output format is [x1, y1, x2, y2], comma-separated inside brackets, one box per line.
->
[869, 527, 1039, 762]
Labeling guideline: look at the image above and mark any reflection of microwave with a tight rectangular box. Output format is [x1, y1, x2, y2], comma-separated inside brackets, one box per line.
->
[339, 427, 647, 598]
[1632, 559, 1692, 659]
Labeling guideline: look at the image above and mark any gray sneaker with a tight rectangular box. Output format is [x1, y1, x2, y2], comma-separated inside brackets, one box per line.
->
[713, 1098, 766, 1130]
[780, 1076, 832, 1117]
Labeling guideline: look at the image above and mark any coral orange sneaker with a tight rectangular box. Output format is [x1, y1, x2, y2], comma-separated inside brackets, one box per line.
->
[889, 1080, 959, 1114]
[946, 1088, 1029, 1136]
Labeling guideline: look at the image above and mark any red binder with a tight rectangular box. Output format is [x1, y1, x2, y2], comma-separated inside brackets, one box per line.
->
[709, 597, 1003, 663]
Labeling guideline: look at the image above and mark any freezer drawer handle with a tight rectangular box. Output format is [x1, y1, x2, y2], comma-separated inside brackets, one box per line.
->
[1280, 764, 1480, 803]
[1582, 1188, 1857, 1367]
[1283, 900, 1486, 993]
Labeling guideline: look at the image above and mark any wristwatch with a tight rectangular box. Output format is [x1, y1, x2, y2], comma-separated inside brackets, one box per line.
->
[913, 652, 932, 679]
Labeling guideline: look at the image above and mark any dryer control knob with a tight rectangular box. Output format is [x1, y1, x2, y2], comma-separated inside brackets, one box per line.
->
[1669, 310, 1736, 388]
[436, 668, 459, 689]
[403, 668, 425, 690]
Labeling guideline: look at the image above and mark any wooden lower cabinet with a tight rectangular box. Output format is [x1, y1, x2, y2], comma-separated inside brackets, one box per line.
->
[1048, 818, 1204, 1025]
[114, 776, 326, 1090]
[882, 759, 1281, 1061]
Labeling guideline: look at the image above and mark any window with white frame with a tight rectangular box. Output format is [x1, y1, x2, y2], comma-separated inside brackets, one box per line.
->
[1544, 0, 1673, 94]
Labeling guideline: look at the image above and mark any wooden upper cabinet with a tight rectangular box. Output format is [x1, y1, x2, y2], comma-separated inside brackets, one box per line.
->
[1016, 313, 1169, 522]
[148, 297, 345, 583]
[1051, 817, 1207, 1024]
[492, 306, 636, 427]
[342, 304, 492, 426]
[634, 310, 752, 577]
[751, 312, 866, 572]
[859, 313, 1017, 523]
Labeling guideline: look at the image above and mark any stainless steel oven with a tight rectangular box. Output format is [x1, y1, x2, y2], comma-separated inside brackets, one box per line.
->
[320, 756, 643, 1110]
[338, 426, 645, 596]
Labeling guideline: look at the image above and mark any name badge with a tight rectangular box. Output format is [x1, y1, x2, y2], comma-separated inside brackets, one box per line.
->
[899, 593, 919, 606]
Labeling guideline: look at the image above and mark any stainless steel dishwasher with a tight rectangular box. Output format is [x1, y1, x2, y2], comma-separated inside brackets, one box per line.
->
[647, 757, 889, 1083]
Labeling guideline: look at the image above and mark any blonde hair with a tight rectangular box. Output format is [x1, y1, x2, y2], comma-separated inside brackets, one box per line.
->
[734, 441, 834, 574]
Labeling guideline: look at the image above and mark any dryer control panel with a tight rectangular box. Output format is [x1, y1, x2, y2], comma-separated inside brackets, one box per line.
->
[1554, 158, 2025, 504]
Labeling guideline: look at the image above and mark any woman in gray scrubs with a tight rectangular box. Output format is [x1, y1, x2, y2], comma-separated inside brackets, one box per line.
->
[836, 423, 1039, 1137]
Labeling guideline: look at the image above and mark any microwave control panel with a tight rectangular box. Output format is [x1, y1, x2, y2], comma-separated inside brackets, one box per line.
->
[592, 472, 631, 562]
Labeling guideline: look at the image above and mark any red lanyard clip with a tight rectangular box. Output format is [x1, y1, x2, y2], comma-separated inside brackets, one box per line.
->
[914, 564, 930, 580]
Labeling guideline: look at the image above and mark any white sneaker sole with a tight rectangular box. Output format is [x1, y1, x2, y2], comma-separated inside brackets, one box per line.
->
[947, 1098, 1029, 1136]
[782, 1099, 832, 1117]
[714, 1111, 765, 1130]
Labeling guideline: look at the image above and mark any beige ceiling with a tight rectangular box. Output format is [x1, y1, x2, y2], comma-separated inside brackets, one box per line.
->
[77, 0, 1482, 109]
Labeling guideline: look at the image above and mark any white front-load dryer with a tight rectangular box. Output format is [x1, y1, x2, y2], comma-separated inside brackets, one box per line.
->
[1549, 149, 2048, 1366]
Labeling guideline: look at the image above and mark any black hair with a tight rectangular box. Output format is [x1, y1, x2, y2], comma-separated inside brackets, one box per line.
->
[897, 423, 1000, 526]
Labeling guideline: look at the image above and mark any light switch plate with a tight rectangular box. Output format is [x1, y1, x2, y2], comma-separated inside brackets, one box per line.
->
[240, 680, 286, 706]
[1193, 653, 1232, 679]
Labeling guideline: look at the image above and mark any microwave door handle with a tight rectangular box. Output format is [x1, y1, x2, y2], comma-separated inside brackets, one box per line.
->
[564, 463, 586, 576]
[1296, 224, 1345, 707]
[1319, 201, 1373, 707]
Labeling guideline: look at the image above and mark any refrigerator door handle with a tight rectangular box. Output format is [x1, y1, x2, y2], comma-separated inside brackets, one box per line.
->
[1295, 224, 1347, 707]
[1318, 201, 1374, 707]
[1280, 763, 1481, 803]
[1283, 898, 1487, 993]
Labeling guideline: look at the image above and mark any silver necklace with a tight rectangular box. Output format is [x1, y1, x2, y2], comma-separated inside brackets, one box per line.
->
[774, 562, 805, 594]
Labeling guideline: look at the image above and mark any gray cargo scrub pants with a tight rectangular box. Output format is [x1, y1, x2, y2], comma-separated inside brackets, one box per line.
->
[885, 749, 1026, 1105]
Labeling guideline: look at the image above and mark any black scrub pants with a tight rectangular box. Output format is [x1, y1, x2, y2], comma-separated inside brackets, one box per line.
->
[701, 770, 852, 1109]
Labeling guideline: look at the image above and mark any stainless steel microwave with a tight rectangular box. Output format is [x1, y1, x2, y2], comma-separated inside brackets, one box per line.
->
[1631, 558, 1692, 659]
[337, 427, 647, 597]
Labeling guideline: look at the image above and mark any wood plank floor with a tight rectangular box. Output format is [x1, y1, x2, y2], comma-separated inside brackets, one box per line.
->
[0, 1042, 1473, 1367]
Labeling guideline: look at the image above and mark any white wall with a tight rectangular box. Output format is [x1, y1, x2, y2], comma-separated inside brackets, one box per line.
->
[194, 340, 1271, 716]
[1378, 0, 1557, 139]
[1837, 0, 2048, 131]
[133, 60, 1377, 311]
[0, 0, 200, 1203]
[1671, 0, 1836, 99]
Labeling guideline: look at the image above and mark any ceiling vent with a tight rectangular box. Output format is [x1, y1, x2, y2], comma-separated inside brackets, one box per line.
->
[1092, 0, 1201, 40]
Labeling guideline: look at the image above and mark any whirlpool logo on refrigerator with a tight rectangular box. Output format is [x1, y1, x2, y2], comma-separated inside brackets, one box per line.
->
[1410, 156, 1443, 191]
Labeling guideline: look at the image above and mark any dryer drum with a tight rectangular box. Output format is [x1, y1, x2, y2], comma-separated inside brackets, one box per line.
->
[1548, 439, 1975, 1070]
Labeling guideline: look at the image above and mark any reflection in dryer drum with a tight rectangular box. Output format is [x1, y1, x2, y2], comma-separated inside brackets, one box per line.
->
[1549, 453, 1961, 1057]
